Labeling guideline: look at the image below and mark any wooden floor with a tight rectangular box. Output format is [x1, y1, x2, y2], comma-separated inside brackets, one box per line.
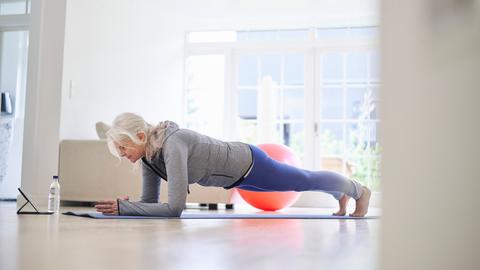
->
[0, 202, 380, 270]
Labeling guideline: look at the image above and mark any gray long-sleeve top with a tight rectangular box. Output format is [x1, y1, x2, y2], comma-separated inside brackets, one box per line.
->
[117, 126, 253, 217]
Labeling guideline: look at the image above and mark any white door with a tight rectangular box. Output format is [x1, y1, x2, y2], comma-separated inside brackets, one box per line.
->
[0, 30, 29, 199]
[315, 49, 380, 191]
[0, 0, 30, 199]
[233, 51, 307, 163]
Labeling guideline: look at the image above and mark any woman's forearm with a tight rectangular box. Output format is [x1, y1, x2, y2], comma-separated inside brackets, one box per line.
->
[118, 200, 183, 217]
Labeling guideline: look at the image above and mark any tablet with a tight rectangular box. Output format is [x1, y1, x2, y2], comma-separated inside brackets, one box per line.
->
[17, 188, 54, 215]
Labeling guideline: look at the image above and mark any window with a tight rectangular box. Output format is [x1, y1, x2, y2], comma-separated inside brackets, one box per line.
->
[0, 0, 31, 15]
[184, 55, 225, 139]
[184, 27, 380, 190]
[319, 51, 380, 190]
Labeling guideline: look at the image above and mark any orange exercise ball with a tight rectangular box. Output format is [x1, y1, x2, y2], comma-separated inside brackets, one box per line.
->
[236, 143, 302, 211]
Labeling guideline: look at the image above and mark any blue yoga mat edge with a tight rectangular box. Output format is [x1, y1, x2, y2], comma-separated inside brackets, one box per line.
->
[63, 211, 380, 220]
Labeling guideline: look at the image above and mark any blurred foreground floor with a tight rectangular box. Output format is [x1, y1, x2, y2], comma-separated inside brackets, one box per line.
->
[0, 202, 380, 270]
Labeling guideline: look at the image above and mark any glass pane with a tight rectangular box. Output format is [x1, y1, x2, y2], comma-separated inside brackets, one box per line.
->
[370, 86, 380, 119]
[282, 88, 304, 120]
[347, 87, 377, 120]
[369, 51, 380, 82]
[346, 87, 369, 120]
[348, 27, 379, 38]
[260, 54, 281, 83]
[186, 55, 225, 89]
[283, 122, 305, 163]
[322, 53, 343, 82]
[317, 27, 378, 40]
[346, 122, 378, 154]
[319, 123, 344, 156]
[237, 31, 249, 41]
[248, 30, 277, 41]
[273, 123, 286, 144]
[321, 87, 343, 119]
[187, 31, 236, 43]
[1, 31, 28, 117]
[347, 153, 381, 191]
[184, 55, 225, 138]
[237, 89, 257, 119]
[236, 120, 257, 144]
[346, 155, 370, 186]
[316, 28, 349, 39]
[320, 156, 349, 175]
[277, 29, 308, 41]
[370, 155, 381, 191]
[346, 52, 368, 82]
[284, 54, 304, 85]
[185, 121, 211, 135]
[238, 55, 258, 86]
[370, 123, 378, 146]
[0, 0, 27, 15]
[347, 123, 366, 153]
[371, 86, 380, 100]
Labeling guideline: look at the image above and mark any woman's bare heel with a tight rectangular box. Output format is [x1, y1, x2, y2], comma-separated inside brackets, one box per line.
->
[349, 186, 371, 217]
[333, 194, 350, 216]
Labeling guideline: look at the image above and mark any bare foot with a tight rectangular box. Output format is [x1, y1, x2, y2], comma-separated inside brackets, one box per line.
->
[349, 186, 371, 217]
[333, 194, 350, 216]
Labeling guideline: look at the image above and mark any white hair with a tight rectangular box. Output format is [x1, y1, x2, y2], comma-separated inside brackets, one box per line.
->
[105, 112, 151, 158]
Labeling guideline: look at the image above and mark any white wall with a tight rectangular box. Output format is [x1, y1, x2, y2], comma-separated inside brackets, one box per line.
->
[20, 0, 66, 203]
[21, 0, 377, 205]
[60, 0, 378, 139]
[380, 0, 480, 269]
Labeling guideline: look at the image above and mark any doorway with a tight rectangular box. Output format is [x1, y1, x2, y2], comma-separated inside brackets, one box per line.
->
[0, 30, 29, 199]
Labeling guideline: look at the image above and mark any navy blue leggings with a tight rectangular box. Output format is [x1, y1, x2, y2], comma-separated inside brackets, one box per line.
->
[236, 145, 363, 200]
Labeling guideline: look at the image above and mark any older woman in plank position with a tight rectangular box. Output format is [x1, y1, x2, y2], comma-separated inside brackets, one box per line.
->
[94, 112, 371, 217]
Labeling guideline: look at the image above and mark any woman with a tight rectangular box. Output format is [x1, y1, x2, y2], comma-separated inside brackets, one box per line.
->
[94, 112, 371, 217]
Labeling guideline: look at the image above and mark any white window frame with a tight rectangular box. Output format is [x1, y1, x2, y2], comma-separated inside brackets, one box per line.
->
[184, 30, 378, 171]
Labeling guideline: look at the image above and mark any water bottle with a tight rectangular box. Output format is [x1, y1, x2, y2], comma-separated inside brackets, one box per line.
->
[48, 175, 61, 213]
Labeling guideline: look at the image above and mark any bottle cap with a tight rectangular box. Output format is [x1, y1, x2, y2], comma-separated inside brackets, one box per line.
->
[53, 175, 58, 179]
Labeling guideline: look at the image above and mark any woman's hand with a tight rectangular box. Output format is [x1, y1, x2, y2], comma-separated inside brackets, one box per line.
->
[94, 196, 129, 215]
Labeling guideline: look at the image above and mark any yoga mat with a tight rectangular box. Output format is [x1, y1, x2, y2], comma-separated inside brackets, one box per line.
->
[63, 211, 379, 219]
